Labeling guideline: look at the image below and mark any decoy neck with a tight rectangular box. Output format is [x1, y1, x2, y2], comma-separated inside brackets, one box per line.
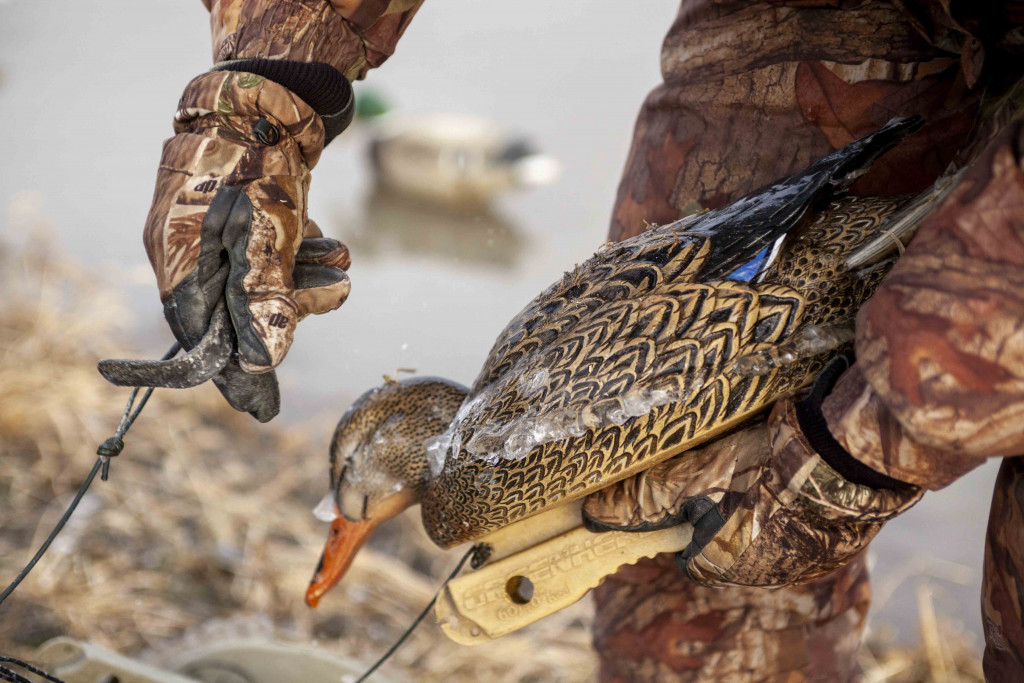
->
[306, 377, 468, 607]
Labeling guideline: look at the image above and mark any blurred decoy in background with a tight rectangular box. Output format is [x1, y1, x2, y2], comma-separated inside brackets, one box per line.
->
[367, 111, 561, 208]
[342, 185, 528, 268]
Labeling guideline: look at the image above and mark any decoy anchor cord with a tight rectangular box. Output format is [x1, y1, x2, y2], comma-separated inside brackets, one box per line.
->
[353, 543, 484, 683]
[0, 343, 179, 610]
[0, 342, 180, 683]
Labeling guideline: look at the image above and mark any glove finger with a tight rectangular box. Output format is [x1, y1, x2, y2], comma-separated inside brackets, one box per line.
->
[223, 179, 302, 373]
[303, 219, 323, 239]
[212, 359, 281, 423]
[581, 459, 693, 533]
[296, 236, 351, 270]
[160, 184, 238, 349]
[293, 263, 351, 317]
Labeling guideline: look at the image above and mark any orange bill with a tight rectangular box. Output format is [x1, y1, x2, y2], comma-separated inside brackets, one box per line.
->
[306, 512, 378, 608]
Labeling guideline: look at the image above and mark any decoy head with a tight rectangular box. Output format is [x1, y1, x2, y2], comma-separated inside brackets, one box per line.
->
[306, 376, 468, 607]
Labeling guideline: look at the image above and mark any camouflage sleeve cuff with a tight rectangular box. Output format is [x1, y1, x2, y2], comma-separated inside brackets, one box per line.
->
[780, 401, 923, 523]
[794, 356, 910, 491]
[822, 366, 987, 489]
[207, 0, 424, 81]
[174, 71, 326, 169]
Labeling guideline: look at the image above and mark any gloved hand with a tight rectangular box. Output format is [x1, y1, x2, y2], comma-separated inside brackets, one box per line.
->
[143, 66, 353, 421]
[583, 357, 924, 587]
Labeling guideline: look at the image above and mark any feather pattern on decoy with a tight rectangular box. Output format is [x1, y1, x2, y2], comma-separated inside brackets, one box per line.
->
[307, 117, 951, 604]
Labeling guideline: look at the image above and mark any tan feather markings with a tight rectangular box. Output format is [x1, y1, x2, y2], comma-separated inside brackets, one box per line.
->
[420, 195, 910, 547]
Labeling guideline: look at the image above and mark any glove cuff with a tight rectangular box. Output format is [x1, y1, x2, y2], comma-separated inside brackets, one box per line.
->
[175, 71, 327, 169]
[212, 59, 354, 145]
[795, 354, 908, 490]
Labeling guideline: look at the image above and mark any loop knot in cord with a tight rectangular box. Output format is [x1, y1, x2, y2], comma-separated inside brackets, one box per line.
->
[96, 436, 124, 458]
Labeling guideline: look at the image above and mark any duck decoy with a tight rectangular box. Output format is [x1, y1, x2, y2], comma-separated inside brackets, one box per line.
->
[368, 112, 562, 207]
[341, 86, 562, 207]
[303, 116, 959, 608]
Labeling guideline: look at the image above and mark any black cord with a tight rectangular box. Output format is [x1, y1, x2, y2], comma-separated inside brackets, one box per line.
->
[0, 657, 65, 683]
[0, 342, 178, 608]
[354, 544, 482, 683]
[0, 344, 179, 683]
[0, 665, 31, 683]
[0, 458, 101, 609]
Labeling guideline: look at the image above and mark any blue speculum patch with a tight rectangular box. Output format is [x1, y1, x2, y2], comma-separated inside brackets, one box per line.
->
[726, 245, 770, 282]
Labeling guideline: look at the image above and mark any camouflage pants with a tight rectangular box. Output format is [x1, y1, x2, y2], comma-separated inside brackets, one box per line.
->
[983, 458, 1024, 680]
[599, 1, 1024, 680]
[593, 554, 870, 681]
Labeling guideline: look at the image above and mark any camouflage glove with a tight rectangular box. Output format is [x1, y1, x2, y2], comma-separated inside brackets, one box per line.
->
[144, 65, 353, 421]
[583, 357, 924, 587]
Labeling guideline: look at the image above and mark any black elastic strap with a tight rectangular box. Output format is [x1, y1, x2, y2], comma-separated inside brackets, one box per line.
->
[212, 59, 354, 144]
[794, 353, 907, 490]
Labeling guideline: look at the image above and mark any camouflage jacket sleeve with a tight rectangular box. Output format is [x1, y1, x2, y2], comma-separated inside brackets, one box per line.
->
[825, 120, 1024, 490]
[202, 0, 424, 80]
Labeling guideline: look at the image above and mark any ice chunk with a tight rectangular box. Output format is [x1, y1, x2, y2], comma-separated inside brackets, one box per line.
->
[504, 428, 534, 460]
[424, 433, 449, 477]
[604, 401, 628, 425]
[732, 325, 854, 377]
[519, 368, 548, 397]
[622, 390, 652, 417]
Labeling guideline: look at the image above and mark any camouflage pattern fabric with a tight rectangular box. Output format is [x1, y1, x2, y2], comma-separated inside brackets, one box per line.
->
[203, 0, 424, 81]
[608, 1, 981, 243]
[837, 117, 1024, 683]
[582, 403, 921, 680]
[584, 404, 923, 588]
[821, 366, 988, 490]
[592, 552, 871, 682]
[145, 71, 350, 397]
[983, 456, 1024, 680]
[848, 121, 1024, 468]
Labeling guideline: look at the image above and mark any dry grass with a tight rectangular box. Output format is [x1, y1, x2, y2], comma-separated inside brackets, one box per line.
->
[859, 584, 986, 683]
[0, 240, 596, 681]
[0, 238, 983, 682]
